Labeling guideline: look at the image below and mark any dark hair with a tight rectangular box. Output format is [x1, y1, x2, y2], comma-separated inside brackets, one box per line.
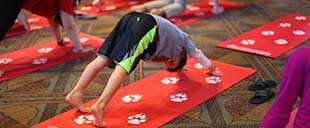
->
[166, 54, 187, 72]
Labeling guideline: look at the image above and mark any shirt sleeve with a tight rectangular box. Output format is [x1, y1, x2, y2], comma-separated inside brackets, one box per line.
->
[184, 35, 212, 68]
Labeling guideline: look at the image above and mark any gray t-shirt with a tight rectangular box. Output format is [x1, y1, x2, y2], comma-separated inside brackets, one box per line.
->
[146, 14, 196, 61]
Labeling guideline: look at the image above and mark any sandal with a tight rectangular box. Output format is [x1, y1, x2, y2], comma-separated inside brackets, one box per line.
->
[248, 79, 276, 91]
[249, 89, 274, 104]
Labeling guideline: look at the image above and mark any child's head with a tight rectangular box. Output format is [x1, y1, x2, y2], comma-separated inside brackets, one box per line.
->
[165, 51, 187, 72]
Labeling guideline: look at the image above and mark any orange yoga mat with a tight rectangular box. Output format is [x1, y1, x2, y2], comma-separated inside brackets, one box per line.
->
[0, 33, 103, 81]
[217, 14, 310, 58]
[170, 0, 245, 26]
[32, 59, 255, 128]
[5, 15, 49, 38]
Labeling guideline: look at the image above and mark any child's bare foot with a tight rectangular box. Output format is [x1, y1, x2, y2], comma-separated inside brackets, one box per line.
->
[66, 93, 91, 113]
[91, 105, 106, 127]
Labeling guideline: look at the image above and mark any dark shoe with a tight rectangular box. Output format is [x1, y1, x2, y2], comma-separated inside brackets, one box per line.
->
[57, 39, 65, 46]
[249, 89, 274, 104]
[75, 13, 97, 20]
[248, 79, 276, 91]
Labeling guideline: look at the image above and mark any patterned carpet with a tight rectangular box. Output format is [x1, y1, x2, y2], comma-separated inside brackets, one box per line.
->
[1, 0, 310, 127]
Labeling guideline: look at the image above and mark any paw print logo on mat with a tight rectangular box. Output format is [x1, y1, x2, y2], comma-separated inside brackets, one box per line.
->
[170, 93, 188, 102]
[194, 63, 203, 69]
[261, 31, 275, 36]
[105, 6, 116, 10]
[129, 1, 138, 5]
[205, 76, 222, 84]
[292, 30, 305, 36]
[275, 39, 288, 45]
[38, 47, 53, 53]
[80, 37, 89, 43]
[241, 39, 255, 45]
[33, 58, 48, 65]
[128, 113, 147, 125]
[194, 12, 205, 17]
[0, 58, 13, 64]
[161, 77, 180, 85]
[279, 23, 291, 28]
[187, 5, 200, 11]
[81, 6, 92, 11]
[295, 16, 306, 21]
[27, 18, 40, 23]
[121, 94, 142, 103]
[74, 115, 95, 125]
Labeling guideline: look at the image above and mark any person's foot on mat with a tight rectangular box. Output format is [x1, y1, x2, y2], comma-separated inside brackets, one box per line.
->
[91, 104, 106, 127]
[249, 89, 274, 104]
[248, 79, 276, 91]
[65, 92, 91, 113]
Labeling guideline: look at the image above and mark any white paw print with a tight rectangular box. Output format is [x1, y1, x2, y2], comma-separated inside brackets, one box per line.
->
[27, 18, 40, 23]
[292, 30, 305, 35]
[105, 6, 116, 10]
[279, 22, 291, 28]
[80, 37, 89, 43]
[37, 47, 53, 53]
[74, 115, 95, 125]
[0, 58, 13, 64]
[81, 6, 92, 11]
[241, 39, 255, 45]
[33, 58, 48, 65]
[275, 39, 288, 45]
[121, 94, 142, 103]
[129, 1, 138, 5]
[170, 93, 188, 102]
[205, 76, 222, 84]
[295, 16, 306, 21]
[194, 63, 204, 69]
[161, 77, 180, 85]
[194, 12, 205, 17]
[187, 5, 200, 11]
[261, 30, 275, 36]
[0, 71, 4, 77]
[128, 113, 147, 125]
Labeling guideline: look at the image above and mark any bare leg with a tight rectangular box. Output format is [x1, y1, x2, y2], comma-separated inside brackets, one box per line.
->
[60, 11, 94, 53]
[17, 10, 30, 31]
[47, 17, 63, 43]
[91, 65, 128, 127]
[66, 56, 110, 113]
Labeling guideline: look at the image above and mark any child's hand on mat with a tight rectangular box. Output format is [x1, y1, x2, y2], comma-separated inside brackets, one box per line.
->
[204, 65, 222, 76]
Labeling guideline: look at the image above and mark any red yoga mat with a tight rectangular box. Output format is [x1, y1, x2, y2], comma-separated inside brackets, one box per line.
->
[5, 15, 49, 38]
[170, 0, 245, 26]
[285, 108, 298, 128]
[217, 14, 310, 58]
[32, 59, 255, 128]
[0, 33, 103, 81]
[75, 0, 150, 16]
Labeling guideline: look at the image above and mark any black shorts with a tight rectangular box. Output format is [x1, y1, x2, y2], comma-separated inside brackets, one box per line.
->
[98, 12, 158, 74]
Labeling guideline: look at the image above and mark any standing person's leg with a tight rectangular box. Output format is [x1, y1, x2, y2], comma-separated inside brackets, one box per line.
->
[0, 0, 24, 41]
[260, 46, 310, 128]
[293, 47, 310, 127]
[66, 56, 110, 112]
[47, 17, 64, 45]
[17, 10, 30, 31]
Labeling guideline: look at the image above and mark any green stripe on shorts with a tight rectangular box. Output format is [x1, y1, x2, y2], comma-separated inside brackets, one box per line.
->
[119, 25, 158, 73]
